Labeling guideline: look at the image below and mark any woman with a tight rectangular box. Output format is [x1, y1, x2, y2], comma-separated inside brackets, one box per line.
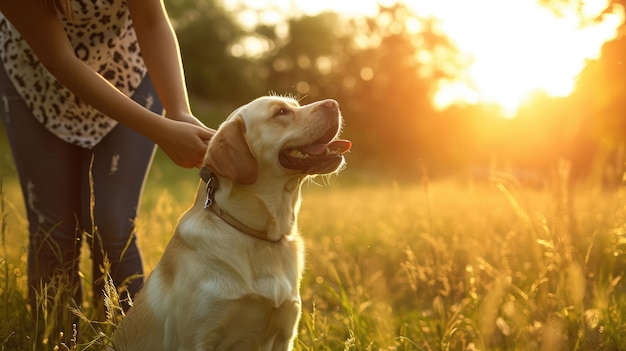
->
[0, 0, 215, 338]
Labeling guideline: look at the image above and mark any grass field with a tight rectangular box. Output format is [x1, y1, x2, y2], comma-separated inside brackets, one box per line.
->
[1, 155, 625, 350]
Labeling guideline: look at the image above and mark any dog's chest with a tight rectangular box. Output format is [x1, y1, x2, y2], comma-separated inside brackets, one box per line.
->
[156, 233, 303, 305]
[216, 242, 303, 306]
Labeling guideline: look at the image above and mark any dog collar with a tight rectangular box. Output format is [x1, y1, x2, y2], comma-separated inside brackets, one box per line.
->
[199, 167, 281, 243]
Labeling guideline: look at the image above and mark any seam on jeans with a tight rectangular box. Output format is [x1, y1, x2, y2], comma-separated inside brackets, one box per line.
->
[26, 181, 46, 224]
[1, 94, 9, 122]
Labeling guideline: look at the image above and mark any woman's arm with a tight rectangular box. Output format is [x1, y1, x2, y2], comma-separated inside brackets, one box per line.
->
[127, 0, 190, 120]
[0, 0, 214, 168]
[128, 0, 210, 130]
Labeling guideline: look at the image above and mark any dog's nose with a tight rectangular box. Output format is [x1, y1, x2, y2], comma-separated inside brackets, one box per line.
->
[321, 99, 339, 110]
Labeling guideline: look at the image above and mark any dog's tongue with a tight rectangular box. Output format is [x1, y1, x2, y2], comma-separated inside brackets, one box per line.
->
[298, 140, 351, 155]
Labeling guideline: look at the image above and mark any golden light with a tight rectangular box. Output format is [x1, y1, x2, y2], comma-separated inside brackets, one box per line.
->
[227, 0, 625, 118]
[418, 0, 625, 118]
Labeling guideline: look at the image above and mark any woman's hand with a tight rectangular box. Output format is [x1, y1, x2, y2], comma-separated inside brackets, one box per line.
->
[156, 118, 216, 168]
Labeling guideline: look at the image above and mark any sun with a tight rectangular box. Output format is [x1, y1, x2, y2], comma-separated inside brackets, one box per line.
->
[350, 0, 623, 118]
[419, 0, 625, 118]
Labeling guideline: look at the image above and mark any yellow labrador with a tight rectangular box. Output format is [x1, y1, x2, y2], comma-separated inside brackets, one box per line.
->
[113, 96, 350, 350]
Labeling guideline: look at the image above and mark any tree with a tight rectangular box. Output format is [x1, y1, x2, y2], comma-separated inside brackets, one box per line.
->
[166, 0, 260, 104]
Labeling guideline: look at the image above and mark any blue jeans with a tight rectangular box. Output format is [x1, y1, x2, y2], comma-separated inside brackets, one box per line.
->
[0, 64, 162, 314]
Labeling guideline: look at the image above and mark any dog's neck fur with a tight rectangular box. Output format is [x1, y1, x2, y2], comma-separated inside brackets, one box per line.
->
[195, 171, 305, 242]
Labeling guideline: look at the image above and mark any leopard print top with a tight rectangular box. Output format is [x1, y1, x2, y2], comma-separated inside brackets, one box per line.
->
[0, 0, 146, 148]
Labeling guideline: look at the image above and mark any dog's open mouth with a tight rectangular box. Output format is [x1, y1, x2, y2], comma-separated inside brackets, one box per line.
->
[279, 139, 351, 174]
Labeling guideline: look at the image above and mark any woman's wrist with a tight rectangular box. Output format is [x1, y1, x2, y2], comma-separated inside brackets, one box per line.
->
[167, 111, 207, 128]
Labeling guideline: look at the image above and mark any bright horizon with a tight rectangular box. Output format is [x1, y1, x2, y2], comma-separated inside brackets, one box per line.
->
[223, 0, 625, 118]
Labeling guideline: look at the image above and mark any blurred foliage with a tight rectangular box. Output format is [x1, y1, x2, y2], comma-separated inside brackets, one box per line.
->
[168, 0, 252, 102]
[165, 0, 626, 184]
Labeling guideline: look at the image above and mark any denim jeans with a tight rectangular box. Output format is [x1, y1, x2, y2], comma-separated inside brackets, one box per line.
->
[0, 64, 162, 314]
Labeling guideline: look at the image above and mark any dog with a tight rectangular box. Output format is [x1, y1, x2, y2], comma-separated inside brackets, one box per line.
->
[113, 96, 351, 350]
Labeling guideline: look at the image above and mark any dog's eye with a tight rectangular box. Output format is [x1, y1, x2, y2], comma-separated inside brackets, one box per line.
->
[274, 108, 290, 117]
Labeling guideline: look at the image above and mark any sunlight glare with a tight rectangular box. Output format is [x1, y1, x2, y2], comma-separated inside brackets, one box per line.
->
[420, 0, 625, 117]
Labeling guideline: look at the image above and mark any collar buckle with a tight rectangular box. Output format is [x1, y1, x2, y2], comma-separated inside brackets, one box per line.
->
[200, 167, 217, 209]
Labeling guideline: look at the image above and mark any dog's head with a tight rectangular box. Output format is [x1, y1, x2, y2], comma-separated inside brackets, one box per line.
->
[204, 96, 351, 185]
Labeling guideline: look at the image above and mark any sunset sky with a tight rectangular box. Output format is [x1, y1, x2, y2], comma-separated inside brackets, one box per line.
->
[222, 0, 625, 117]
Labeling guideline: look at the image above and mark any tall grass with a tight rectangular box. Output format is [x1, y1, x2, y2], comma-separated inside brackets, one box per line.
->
[0, 166, 625, 350]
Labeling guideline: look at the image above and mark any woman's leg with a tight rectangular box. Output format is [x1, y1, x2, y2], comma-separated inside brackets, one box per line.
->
[84, 75, 162, 311]
[0, 64, 84, 339]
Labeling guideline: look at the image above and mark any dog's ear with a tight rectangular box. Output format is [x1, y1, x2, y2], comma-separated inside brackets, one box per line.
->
[204, 115, 258, 185]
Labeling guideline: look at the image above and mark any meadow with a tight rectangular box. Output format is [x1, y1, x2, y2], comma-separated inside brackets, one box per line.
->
[1, 152, 625, 350]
